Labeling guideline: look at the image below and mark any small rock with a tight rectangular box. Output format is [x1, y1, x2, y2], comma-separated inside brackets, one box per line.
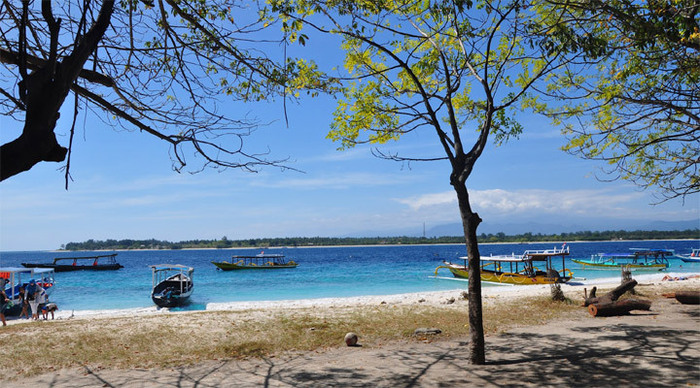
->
[460, 291, 468, 300]
[344, 332, 358, 346]
[418, 298, 426, 303]
[444, 297, 455, 304]
[414, 327, 442, 336]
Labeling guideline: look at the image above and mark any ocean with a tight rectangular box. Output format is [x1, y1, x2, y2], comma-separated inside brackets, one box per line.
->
[1, 240, 698, 313]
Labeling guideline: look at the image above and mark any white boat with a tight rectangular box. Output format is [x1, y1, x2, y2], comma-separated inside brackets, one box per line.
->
[149, 264, 194, 308]
[678, 248, 700, 263]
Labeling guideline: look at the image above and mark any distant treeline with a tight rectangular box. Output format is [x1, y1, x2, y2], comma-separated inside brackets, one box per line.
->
[62, 229, 699, 250]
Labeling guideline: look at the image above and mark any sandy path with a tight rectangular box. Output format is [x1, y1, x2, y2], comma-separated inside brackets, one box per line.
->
[8, 279, 700, 387]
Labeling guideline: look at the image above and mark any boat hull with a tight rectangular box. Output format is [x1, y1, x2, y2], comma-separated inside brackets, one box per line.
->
[679, 256, 700, 263]
[152, 293, 191, 308]
[572, 259, 668, 271]
[211, 261, 298, 270]
[21, 263, 123, 272]
[442, 266, 571, 285]
[151, 282, 193, 307]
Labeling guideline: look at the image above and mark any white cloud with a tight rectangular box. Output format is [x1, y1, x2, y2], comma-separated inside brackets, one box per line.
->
[396, 191, 456, 210]
[395, 188, 685, 220]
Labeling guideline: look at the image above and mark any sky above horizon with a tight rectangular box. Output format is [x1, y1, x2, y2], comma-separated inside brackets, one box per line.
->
[2, 88, 698, 251]
[1, 13, 699, 252]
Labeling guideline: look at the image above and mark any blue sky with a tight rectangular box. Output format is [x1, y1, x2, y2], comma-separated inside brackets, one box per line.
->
[1, 88, 698, 251]
[1, 15, 698, 252]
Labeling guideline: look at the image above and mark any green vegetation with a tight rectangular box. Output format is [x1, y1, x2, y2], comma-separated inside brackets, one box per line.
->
[62, 229, 699, 250]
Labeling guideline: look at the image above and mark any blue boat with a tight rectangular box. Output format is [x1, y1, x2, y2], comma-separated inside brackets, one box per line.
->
[0, 267, 55, 316]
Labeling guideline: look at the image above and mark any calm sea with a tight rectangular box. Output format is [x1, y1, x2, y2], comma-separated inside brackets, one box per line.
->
[1, 240, 698, 312]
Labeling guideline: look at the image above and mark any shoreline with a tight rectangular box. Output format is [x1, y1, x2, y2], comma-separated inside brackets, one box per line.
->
[6, 271, 698, 325]
[21, 236, 699, 253]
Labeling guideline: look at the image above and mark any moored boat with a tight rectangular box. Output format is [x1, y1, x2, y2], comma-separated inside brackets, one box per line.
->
[572, 249, 671, 271]
[435, 246, 573, 285]
[678, 248, 700, 263]
[149, 264, 194, 308]
[0, 267, 54, 316]
[21, 253, 123, 272]
[212, 253, 298, 270]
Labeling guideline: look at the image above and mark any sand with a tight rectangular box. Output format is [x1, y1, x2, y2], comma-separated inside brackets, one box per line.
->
[4, 274, 700, 387]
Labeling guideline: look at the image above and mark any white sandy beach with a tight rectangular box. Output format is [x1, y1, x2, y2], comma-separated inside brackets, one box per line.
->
[7, 271, 696, 324]
[2, 272, 699, 387]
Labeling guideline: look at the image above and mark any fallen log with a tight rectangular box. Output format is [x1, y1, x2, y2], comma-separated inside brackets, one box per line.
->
[588, 298, 652, 317]
[584, 279, 638, 307]
[673, 291, 700, 305]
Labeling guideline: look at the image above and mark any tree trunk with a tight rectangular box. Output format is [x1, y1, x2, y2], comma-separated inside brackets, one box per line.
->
[663, 291, 700, 305]
[454, 182, 485, 364]
[588, 299, 652, 317]
[584, 279, 637, 306]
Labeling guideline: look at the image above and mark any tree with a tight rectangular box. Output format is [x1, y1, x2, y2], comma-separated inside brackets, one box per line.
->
[272, 0, 585, 364]
[0, 0, 326, 184]
[540, 0, 699, 201]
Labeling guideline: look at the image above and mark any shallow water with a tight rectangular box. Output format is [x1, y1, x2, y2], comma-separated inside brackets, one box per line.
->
[1, 240, 698, 312]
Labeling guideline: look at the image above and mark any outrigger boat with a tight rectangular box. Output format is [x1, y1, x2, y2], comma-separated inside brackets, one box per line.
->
[435, 246, 573, 285]
[21, 253, 123, 272]
[678, 248, 700, 263]
[211, 253, 298, 270]
[149, 264, 194, 308]
[572, 249, 671, 271]
[0, 267, 55, 315]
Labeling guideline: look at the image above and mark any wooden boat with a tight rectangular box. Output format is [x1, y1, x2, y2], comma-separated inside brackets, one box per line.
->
[149, 264, 194, 308]
[0, 267, 34, 316]
[572, 249, 671, 271]
[678, 248, 700, 263]
[0, 267, 55, 315]
[435, 246, 573, 285]
[211, 253, 298, 270]
[21, 253, 123, 272]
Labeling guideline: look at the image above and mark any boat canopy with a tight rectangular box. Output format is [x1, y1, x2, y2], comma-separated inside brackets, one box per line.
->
[597, 253, 635, 258]
[464, 254, 526, 263]
[149, 264, 193, 271]
[52, 253, 118, 264]
[232, 254, 285, 259]
[462, 246, 570, 263]
[0, 267, 33, 277]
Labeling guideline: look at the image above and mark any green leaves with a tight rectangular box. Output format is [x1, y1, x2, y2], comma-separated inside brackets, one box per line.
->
[543, 0, 699, 199]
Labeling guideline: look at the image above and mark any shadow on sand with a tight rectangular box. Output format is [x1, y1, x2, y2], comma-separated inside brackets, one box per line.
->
[15, 303, 700, 388]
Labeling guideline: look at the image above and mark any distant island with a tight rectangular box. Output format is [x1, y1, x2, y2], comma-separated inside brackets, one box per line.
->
[62, 229, 699, 251]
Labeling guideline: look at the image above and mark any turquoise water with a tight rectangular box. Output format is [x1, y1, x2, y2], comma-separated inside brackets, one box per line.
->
[1, 240, 698, 312]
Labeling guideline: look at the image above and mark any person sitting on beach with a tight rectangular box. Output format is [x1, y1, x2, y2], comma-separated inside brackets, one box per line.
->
[42, 303, 58, 320]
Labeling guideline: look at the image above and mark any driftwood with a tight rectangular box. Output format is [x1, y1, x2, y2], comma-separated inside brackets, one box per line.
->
[584, 279, 638, 307]
[588, 298, 652, 317]
[663, 291, 700, 305]
[584, 279, 652, 317]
